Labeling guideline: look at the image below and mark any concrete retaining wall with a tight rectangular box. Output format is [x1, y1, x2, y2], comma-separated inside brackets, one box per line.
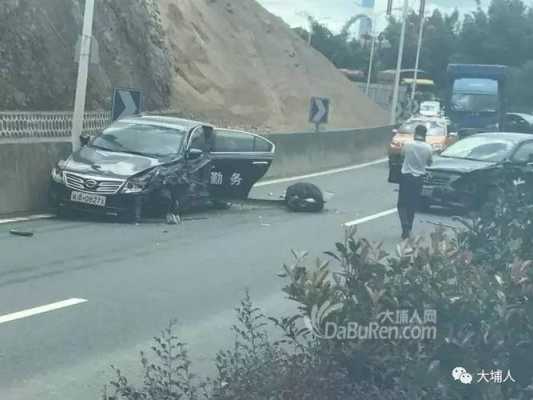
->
[264, 126, 392, 179]
[0, 126, 393, 215]
[0, 139, 71, 214]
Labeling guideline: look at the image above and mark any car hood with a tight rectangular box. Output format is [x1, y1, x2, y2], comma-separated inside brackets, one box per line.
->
[64, 146, 170, 179]
[428, 156, 498, 174]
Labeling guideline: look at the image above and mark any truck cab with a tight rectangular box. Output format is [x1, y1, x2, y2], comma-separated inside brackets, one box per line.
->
[446, 64, 508, 138]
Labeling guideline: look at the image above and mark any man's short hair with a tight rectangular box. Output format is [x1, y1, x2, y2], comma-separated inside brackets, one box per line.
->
[415, 124, 427, 140]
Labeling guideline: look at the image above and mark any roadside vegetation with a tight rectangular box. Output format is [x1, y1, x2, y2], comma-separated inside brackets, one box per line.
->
[103, 184, 533, 400]
[299, 0, 533, 111]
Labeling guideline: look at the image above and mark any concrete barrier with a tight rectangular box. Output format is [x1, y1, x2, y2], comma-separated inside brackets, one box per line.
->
[0, 139, 71, 214]
[264, 126, 392, 179]
[0, 126, 393, 215]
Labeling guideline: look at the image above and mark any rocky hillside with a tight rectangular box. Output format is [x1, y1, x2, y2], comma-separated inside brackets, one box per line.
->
[0, 0, 387, 131]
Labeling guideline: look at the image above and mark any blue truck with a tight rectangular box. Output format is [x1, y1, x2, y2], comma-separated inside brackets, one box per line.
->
[446, 64, 508, 137]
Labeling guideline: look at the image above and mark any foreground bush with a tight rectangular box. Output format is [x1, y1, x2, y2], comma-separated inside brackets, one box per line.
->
[104, 187, 533, 400]
[104, 293, 406, 400]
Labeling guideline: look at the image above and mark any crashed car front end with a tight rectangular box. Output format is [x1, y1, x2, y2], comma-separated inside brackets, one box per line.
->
[421, 165, 503, 209]
[48, 163, 165, 218]
[422, 171, 476, 209]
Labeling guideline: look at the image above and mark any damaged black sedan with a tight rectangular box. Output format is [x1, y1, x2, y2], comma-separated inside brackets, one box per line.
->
[421, 132, 533, 210]
[49, 116, 275, 221]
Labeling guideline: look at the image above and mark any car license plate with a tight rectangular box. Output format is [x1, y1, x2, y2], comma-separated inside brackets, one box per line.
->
[421, 186, 433, 197]
[70, 191, 106, 207]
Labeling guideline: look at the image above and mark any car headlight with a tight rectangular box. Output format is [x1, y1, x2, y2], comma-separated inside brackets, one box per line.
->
[51, 167, 64, 184]
[121, 169, 159, 194]
[121, 181, 145, 194]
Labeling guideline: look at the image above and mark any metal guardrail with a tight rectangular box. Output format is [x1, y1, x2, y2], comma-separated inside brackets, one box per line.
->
[0, 111, 111, 139]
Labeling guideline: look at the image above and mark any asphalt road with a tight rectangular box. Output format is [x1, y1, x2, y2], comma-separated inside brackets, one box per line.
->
[0, 160, 458, 400]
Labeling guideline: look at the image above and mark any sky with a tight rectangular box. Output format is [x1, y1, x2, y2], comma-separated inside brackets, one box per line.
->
[258, 0, 486, 32]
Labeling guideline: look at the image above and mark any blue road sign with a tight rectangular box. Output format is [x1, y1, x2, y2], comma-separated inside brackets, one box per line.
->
[309, 97, 330, 125]
[112, 88, 144, 121]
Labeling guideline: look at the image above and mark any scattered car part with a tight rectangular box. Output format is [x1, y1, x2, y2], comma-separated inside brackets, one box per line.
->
[285, 182, 325, 212]
[9, 229, 34, 237]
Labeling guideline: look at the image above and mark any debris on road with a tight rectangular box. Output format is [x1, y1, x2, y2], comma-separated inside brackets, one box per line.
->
[285, 183, 325, 212]
[258, 216, 271, 227]
[9, 229, 34, 237]
[166, 213, 182, 225]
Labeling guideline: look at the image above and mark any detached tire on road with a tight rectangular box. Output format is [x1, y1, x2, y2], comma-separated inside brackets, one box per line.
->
[285, 182, 325, 212]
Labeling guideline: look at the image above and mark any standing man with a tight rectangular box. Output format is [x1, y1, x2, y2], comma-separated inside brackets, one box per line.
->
[398, 124, 433, 239]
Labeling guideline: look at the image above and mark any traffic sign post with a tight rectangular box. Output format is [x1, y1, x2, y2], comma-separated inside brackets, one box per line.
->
[111, 88, 144, 121]
[309, 97, 330, 132]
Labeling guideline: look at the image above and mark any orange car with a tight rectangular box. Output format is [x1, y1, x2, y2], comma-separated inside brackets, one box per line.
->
[388, 117, 457, 183]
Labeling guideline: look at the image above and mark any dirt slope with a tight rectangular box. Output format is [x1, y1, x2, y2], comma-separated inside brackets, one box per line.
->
[159, 0, 387, 131]
[0, 0, 387, 132]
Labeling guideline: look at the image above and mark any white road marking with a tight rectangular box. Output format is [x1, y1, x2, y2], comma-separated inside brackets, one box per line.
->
[344, 208, 397, 227]
[255, 158, 387, 187]
[0, 214, 54, 225]
[0, 298, 88, 325]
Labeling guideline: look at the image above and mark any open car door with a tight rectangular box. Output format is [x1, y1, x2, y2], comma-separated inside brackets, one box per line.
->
[209, 129, 275, 199]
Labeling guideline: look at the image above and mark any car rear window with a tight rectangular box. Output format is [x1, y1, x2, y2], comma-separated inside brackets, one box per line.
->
[400, 120, 446, 136]
[214, 130, 273, 152]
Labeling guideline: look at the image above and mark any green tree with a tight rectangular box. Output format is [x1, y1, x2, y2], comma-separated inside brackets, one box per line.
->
[299, 0, 533, 111]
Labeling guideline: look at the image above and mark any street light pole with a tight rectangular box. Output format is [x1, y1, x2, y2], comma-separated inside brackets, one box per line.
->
[410, 2, 426, 102]
[71, 0, 95, 152]
[389, 0, 409, 125]
[365, 12, 377, 95]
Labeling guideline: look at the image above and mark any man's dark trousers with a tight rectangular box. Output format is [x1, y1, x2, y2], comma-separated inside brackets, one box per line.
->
[397, 173, 424, 238]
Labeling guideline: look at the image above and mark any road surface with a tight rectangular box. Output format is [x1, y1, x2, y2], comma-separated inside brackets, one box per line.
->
[0, 160, 458, 400]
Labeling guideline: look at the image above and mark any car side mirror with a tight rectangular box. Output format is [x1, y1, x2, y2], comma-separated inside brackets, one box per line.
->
[186, 148, 203, 160]
[80, 134, 93, 146]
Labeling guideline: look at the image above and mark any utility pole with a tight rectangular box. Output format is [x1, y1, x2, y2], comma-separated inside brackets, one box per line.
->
[307, 15, 314, 46]
[365, 12, 377, 95]
[411, 0, 426, 102]
[71, 0, 95, 152]
[389, 0, 409, 125]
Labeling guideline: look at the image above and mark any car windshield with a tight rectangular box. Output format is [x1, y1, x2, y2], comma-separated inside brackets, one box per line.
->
[400, 120, 446, 136]
[517, 114, 533, 124]
[420, 103, 440, 114]
[91, 122, 186, 157]
[441, 136, 514, 162]
[451, 93, 499, 113]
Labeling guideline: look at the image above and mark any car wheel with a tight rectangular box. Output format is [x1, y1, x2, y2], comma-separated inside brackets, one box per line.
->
[285, 182, 325, 212]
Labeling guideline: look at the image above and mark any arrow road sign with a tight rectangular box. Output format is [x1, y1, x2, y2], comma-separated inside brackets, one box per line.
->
[309, 97, 330, 125]
[112, 88, 144, 121]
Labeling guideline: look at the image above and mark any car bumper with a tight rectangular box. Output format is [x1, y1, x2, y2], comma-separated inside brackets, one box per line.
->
[49, 181, 141, 217]
[421, 185, 475, 209]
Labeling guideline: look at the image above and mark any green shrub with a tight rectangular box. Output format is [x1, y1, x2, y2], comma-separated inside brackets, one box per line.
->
[104, 187, 533, 400]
